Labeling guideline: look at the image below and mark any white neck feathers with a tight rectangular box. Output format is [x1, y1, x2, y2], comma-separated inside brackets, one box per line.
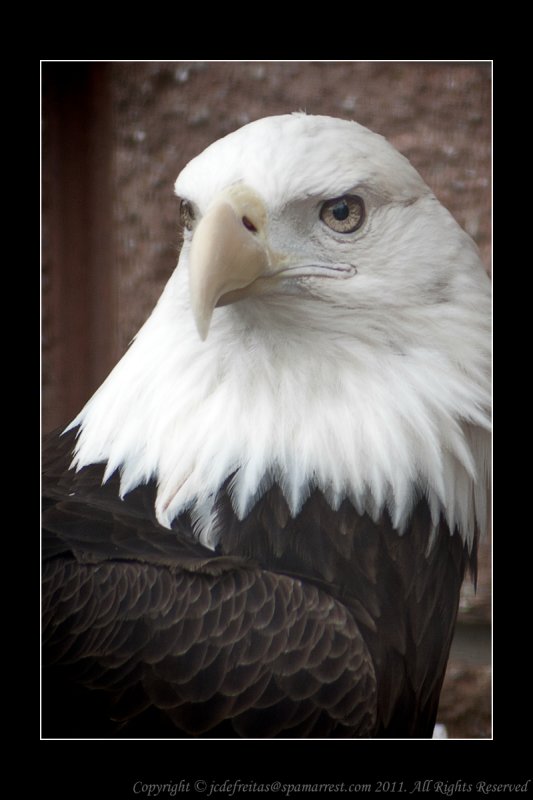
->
[68, 264, 490, 551]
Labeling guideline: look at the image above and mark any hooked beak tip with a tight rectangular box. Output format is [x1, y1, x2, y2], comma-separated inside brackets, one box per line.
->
[195, 315, 211, 342]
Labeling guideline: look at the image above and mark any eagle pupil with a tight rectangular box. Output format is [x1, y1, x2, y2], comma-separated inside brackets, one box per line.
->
[333, 202, 349, 221]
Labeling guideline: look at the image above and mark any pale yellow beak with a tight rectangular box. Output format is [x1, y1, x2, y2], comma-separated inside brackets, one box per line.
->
[188, 185, 275, 340]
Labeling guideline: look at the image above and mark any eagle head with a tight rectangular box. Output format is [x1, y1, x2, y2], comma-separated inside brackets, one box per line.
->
[176, 114, 482, 341]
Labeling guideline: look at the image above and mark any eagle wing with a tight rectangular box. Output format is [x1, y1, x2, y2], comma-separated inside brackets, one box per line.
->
[42, 428, 377, 738]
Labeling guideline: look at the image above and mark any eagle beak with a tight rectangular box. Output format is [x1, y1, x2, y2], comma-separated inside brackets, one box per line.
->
[188, 186, 272, 340]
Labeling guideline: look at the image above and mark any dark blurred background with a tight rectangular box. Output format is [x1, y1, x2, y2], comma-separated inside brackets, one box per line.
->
[41, 61, 492, 737]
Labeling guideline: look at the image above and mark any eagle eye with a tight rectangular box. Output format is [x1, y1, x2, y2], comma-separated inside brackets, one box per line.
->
[320, 195, 365, 234]
[180, 199, 196, 231]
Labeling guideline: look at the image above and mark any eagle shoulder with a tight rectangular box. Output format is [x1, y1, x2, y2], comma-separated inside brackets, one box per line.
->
[42, 428, 377, 738]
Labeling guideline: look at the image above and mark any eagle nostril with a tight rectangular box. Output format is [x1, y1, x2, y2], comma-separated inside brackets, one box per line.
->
[242, 216, 258, 233]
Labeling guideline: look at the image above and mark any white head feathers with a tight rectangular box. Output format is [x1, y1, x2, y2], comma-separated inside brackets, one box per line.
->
[67, 113, 491, 550]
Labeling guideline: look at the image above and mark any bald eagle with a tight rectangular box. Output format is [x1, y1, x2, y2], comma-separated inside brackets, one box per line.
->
[42, 113, 491, 739]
